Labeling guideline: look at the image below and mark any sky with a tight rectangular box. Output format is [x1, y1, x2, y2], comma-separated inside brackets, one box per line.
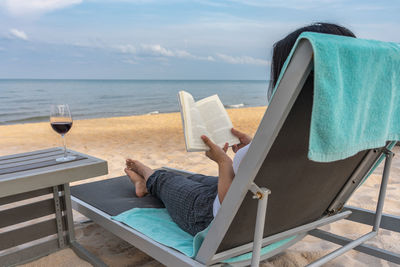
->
[0, 0, 399, 80]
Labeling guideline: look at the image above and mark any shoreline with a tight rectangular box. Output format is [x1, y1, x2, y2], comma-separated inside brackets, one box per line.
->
[0, 78, 268, 81]
[0, 105, 266, 126]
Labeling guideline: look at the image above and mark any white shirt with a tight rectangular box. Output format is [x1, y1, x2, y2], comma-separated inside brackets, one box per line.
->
[212, 143, 250, 217]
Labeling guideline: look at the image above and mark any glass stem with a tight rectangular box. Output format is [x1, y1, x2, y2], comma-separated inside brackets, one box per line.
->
[62, 134, 67, 158]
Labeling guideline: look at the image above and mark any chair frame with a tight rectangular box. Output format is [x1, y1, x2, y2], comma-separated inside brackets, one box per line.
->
[72, 39, 400, 266]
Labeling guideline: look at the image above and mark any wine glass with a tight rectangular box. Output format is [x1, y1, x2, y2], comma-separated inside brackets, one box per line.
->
[50, 104, 76, 162]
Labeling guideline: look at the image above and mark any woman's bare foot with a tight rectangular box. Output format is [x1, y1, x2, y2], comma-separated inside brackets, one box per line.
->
[126, 159, 154, 180]
[124, 168, 148, 197]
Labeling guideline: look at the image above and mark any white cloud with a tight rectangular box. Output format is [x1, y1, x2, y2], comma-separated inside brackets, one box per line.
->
[216, 53, 268, 65]
[116, 43, 268, 65]
[116, 44, 137, 54]
[117, 43, 215, 62]
[175, 50, 192, 58]
[173, 49, 215, 61]
[2, 0, 82, 16]
[9, 29, 28, 40]
[141, 44, 175, 57]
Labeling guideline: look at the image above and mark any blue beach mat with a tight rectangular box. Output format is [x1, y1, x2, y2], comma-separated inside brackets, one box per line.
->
[272, 32, 400, 162]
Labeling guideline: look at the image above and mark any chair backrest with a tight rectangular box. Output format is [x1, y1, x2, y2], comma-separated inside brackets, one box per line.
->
[196, 39, 386, 262]
[217, 77, 384, 252]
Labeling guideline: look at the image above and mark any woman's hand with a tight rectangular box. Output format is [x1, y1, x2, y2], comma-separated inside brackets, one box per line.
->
[201, 135, 232, 165]
[231, 128, 252, 153]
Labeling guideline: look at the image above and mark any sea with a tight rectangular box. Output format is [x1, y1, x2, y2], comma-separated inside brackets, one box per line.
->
[0, 79, 269, 125]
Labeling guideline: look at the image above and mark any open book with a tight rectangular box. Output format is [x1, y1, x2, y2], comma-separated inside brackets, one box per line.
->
[178, 91, 239, 152]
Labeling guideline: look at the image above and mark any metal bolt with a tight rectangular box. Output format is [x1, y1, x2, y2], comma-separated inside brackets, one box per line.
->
[252, 191, 263, 199]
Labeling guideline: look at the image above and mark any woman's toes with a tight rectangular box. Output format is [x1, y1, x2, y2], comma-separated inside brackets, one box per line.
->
[124, 168, 148, 197]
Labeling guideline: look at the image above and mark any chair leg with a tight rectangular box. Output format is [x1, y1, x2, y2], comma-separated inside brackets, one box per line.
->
[249, 183, 271, 267]
[372, 148, 393, 231]
[63, 184, 108, 267]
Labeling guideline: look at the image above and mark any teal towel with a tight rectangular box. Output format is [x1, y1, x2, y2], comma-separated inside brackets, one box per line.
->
[112, 208, 297, 262]
[112, 208, 208, 257]
[273, 32, 400, 162]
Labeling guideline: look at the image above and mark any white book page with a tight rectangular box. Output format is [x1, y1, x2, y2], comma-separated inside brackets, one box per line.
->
[179, 91, 210, 151]
[195, 95, 239, 147]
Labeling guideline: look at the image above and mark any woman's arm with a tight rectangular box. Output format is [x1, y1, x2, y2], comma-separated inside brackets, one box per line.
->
[216, 157, 235, 203]
[201, 135, 235, 203]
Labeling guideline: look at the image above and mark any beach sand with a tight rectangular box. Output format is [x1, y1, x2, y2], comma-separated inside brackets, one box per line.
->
[1, 107, 399, 267]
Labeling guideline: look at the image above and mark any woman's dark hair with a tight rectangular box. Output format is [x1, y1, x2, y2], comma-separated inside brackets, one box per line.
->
[267, 22, 356, 100]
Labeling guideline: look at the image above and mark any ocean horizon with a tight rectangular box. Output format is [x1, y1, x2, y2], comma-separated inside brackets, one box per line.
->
[0, 79, 269, 125]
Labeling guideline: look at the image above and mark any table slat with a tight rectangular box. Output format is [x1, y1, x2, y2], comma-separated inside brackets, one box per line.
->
[0, 217, 65, 251]
[0, 187, 55, 205]
[0, 151, 65, 166]
[0, 148, 61, 161]
[0, 155, 87, 176]
[0, 149, 108, 198]
[0, 152, 73, 169]
[0, 238, 62, 267]
[0, 197, 65, 228]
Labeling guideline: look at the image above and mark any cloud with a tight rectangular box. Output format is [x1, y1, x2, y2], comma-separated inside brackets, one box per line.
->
[116, 44, 137, 54]
[143, 45, 215, 61]
[9, 29, 28, 40]
[2, 0, 83, 16]
[141, 44, 175, 57]
[117, 43, 215, 61]
[174, 49, 215, 61]
[116, 43, 268, 65]
[216, 53, 268, 65]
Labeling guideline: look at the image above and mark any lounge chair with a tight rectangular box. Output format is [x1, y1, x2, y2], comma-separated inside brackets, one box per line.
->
[71, 34, 400, 266]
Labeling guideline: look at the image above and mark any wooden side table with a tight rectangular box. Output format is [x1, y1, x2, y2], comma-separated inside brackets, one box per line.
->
[0, 148, 108, 267]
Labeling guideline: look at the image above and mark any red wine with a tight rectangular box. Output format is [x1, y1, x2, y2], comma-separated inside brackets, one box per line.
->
[51, 122, 72, 134]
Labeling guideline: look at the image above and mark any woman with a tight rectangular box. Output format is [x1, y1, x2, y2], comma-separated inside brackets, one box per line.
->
[125, 22, 356, 236]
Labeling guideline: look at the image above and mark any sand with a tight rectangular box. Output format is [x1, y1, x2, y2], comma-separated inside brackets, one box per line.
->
[0, 107, 399, 267]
